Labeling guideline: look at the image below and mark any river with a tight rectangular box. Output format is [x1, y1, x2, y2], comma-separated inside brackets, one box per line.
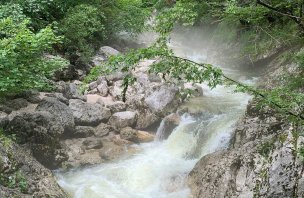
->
[55, 28, 257, 198]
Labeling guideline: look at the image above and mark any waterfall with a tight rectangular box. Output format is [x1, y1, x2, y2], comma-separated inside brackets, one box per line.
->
[155, 119, 166, 141]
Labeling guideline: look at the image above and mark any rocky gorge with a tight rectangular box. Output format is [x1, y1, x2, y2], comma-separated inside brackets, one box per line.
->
[0, 40, 303, 198]
[0, 46, 203, 197]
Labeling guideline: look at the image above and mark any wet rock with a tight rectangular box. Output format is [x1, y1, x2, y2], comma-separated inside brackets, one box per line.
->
[108, 111, 137, 129]
[36, 97, 75, 135]
[157, 113, 181, 140]
[74, 126, 95, 138]
[69, 99, 111, 126]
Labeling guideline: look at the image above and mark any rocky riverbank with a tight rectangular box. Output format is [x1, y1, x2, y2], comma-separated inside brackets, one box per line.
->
[0, 46, 202, 197]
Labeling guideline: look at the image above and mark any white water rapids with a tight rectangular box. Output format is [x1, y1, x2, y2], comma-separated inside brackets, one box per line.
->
[55, 29, 257, 198]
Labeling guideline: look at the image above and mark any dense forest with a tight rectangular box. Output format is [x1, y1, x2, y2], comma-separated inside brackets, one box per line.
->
[0, 0, 304, 197]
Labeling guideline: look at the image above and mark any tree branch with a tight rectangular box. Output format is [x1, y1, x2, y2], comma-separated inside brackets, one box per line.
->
[165, 54, 304, 121]
[256, 0, 301, 21]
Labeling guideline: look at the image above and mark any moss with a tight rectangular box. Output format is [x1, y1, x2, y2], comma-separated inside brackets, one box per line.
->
[257, 138, 276, 158]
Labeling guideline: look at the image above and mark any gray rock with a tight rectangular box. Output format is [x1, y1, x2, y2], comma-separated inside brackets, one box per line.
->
[97, 82, 108, 97]
[120, 127, 138, 143]
[74, 126, 95, 138]
[45, 93, 69, 105]
[82, 138, 103, 150]
[89, 81, 98, 90]
[145, 85, 179, 116]
[95, 123, 115, 137]
[98, 46, 120, 58]
[156, 113, 180, 140]
[0, 142, 68, 197]
[135, 109, 159, 129]
[36, 97, 75, 135]
[5, 98, 28, 111]
[69, 99, 111, 126]
[187, 100, 304, 198]
[106, 101, 126, 113]
[106, 72, 126, 82]
[6, 111, 66, 168]
[62, 82, 86, 101]
[108, 111, 137, 129]
[0, 111, 8, 128]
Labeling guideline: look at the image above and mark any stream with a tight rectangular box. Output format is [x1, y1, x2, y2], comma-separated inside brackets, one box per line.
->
[55, 28, 257, 198]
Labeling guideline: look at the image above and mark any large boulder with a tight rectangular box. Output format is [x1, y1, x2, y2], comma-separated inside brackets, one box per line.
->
[99, 46, 120, 58]
[69, 99, 111, 126]
[135, 109, 159, 129]
[0, 142, 68, 198]
[36, 97, 75, 135]
[6, 111, 66, 168]
[144, 85, 179, 116]
[108, 111, 137, 129]
[90, 46, 120, 66]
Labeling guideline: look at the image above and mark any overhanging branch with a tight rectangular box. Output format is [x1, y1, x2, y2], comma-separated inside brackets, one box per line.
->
[165, 54, 304, 121]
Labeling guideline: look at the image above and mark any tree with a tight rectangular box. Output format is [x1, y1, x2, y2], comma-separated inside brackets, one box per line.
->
[0, 18, 67, 97]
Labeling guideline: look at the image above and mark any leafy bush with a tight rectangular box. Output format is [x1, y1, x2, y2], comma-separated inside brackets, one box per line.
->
[0, 18, 67, 97]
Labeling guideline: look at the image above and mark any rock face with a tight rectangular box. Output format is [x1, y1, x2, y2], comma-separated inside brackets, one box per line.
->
[36, 97, 75, 135]
[108, 111, 137, 129]
[6, 111, 67, 168]
[0, 142, 68, 198]
[69, 99, 111, 126]
[187, 101, 304, 198]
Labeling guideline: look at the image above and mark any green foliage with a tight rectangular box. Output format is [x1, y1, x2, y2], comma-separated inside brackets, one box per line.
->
[0, 3, 27, 23]
[0, 18, 67, 96]
[0, 169, 28, 193]
[258, 139, 276, 158]
[60, 4, 106, 62]
[0, 128, 16, 151]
